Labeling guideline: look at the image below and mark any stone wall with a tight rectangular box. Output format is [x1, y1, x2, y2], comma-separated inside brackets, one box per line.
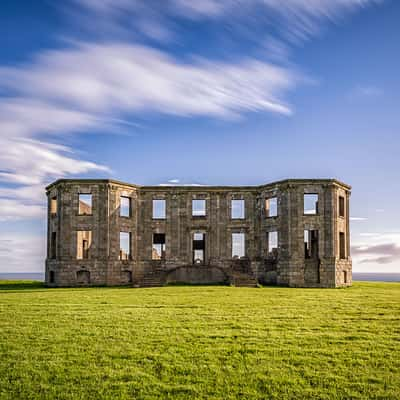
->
[45, 178, 352, 288]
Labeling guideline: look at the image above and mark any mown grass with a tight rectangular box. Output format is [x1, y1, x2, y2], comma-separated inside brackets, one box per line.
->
[0, 281, 399, 400]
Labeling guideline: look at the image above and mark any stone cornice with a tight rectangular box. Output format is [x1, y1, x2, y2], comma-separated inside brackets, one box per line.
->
[46, 178, 352, 192]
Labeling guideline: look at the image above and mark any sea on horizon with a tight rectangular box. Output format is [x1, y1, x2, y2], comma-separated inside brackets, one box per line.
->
[0, 272, 399, 283]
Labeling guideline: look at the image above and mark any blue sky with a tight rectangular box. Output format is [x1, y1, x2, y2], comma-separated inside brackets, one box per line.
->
[0, 0, 399, 273]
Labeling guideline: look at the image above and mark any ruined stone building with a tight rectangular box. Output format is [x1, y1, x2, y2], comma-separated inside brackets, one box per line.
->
[45, 179, 352, 288]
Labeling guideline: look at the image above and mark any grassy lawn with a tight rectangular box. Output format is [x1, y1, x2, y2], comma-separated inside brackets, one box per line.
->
[0, 281, 399, 399]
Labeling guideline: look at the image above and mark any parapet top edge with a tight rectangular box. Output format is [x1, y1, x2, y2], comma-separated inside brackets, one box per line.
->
[46, 178, 351, 191]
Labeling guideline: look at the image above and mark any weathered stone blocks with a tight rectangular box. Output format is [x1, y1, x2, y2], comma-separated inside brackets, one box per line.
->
[45, 178, 352, 288]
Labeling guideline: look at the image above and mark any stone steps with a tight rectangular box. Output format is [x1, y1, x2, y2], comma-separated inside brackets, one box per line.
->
[233, 280, 258, 287]
[140, 274, 165, 287]
[231, 273, 258, 287]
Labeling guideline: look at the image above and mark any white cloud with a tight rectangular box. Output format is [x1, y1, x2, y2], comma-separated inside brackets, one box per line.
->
[0, 43, 296, 118]
[0, 234, 45, 273]
[0, 137, 109, 186]
[350, 216, 367, 221]
[352, 232, 400, 273]
[0, 41, 297, 224]
[0, 185, 44, 203]
[0, 0, 383, 271]
[0, 99, 96, 138]
[0, 199, 45, 221]
[0, 137, 110, 221]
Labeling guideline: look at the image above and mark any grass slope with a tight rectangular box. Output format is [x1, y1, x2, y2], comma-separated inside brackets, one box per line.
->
[0, 281, 399, 399]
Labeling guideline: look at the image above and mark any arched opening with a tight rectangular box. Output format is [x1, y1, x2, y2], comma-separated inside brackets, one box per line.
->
[76, 270, 90, 285]
[122, 270, 132, 284]
[49, 270, 55, 284]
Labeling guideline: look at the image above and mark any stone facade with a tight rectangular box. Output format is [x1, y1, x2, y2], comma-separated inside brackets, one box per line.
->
[45, 178, 352, 288]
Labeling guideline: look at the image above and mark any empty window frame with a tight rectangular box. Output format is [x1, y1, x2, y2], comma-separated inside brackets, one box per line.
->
[304, 194, 319, 215]
[50, 232, 57, 259]
[79, 194, 92, 215]
[339, 232, 346, 259]
[152, 233, 166, 260]
[119, 232, 131, 260]
[49, 270, 55, 284]
[265, 197, 278, 217]
[192, 199, 206, 217]
[339, 196, 345, 218]
[304, 230, 319, 259]
[153, 199, 166, 219]
[77, 230, 92, 260]
[267, 231, 279, 257]
[193, 232, 205, 264]
[232, 233, 245, 258]
[231, 199, 245, 219]
[120, 196, 131, 217]
[50, 196, 57, 215]
[50, 232, 57, 260]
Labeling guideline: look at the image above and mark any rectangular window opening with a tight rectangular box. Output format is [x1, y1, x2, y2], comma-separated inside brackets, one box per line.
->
[339, 196, 345, 218]
[267, 231, 278, 258]
[232, 233, 245, 258]
[265, 197, 278, 217]
[304, 229, 319, 259]
[79, 194, 92, 215]
[50, 232, 57, 259]
[119, 232, 131, 260]
[120, 196, 131, 217]
[50, 196, 57, 215]
[231, 199, 245, 219]
[193, 232, 205, 264]
[304, 194, 319, 215]
[77, 230, 92, 260]
[339, 232, 346, 259]
[153, 199, 166, 219]
[192, 199, 206, 217]
[152, 233, 166, 260]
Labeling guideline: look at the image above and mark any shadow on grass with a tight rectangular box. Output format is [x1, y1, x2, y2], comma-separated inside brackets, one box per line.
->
[0, 281, 130, 292]
[0, 280, 45, 291]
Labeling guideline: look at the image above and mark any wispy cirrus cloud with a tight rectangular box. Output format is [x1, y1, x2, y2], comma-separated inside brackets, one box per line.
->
[0, 136, 110, 221]
[0, 41, 296, 222]
[0, 137, 109, 186]
[158, 178, 205, 186]
[0, 43, 296, 118]
[0, 0, 382, 224]
[74, 0, 381, 42]
[350, 216, 367, 221]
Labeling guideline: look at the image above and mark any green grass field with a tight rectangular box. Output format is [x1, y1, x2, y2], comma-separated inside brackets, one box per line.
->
[0, 281, 399, 399]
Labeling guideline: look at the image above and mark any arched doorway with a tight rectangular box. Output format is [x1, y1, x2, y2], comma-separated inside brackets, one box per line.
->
[76, 270, 90, 285]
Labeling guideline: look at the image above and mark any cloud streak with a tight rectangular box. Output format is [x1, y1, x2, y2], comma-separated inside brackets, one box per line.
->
[74, 0, 381, 42]
[0, 235, 45, 272]
[0, 137, 110, 221]
[0, 43, 297, 119]
[0, 41, 297, 223]
[0, 137, 109, 185]
[352, 243, 400, 265]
